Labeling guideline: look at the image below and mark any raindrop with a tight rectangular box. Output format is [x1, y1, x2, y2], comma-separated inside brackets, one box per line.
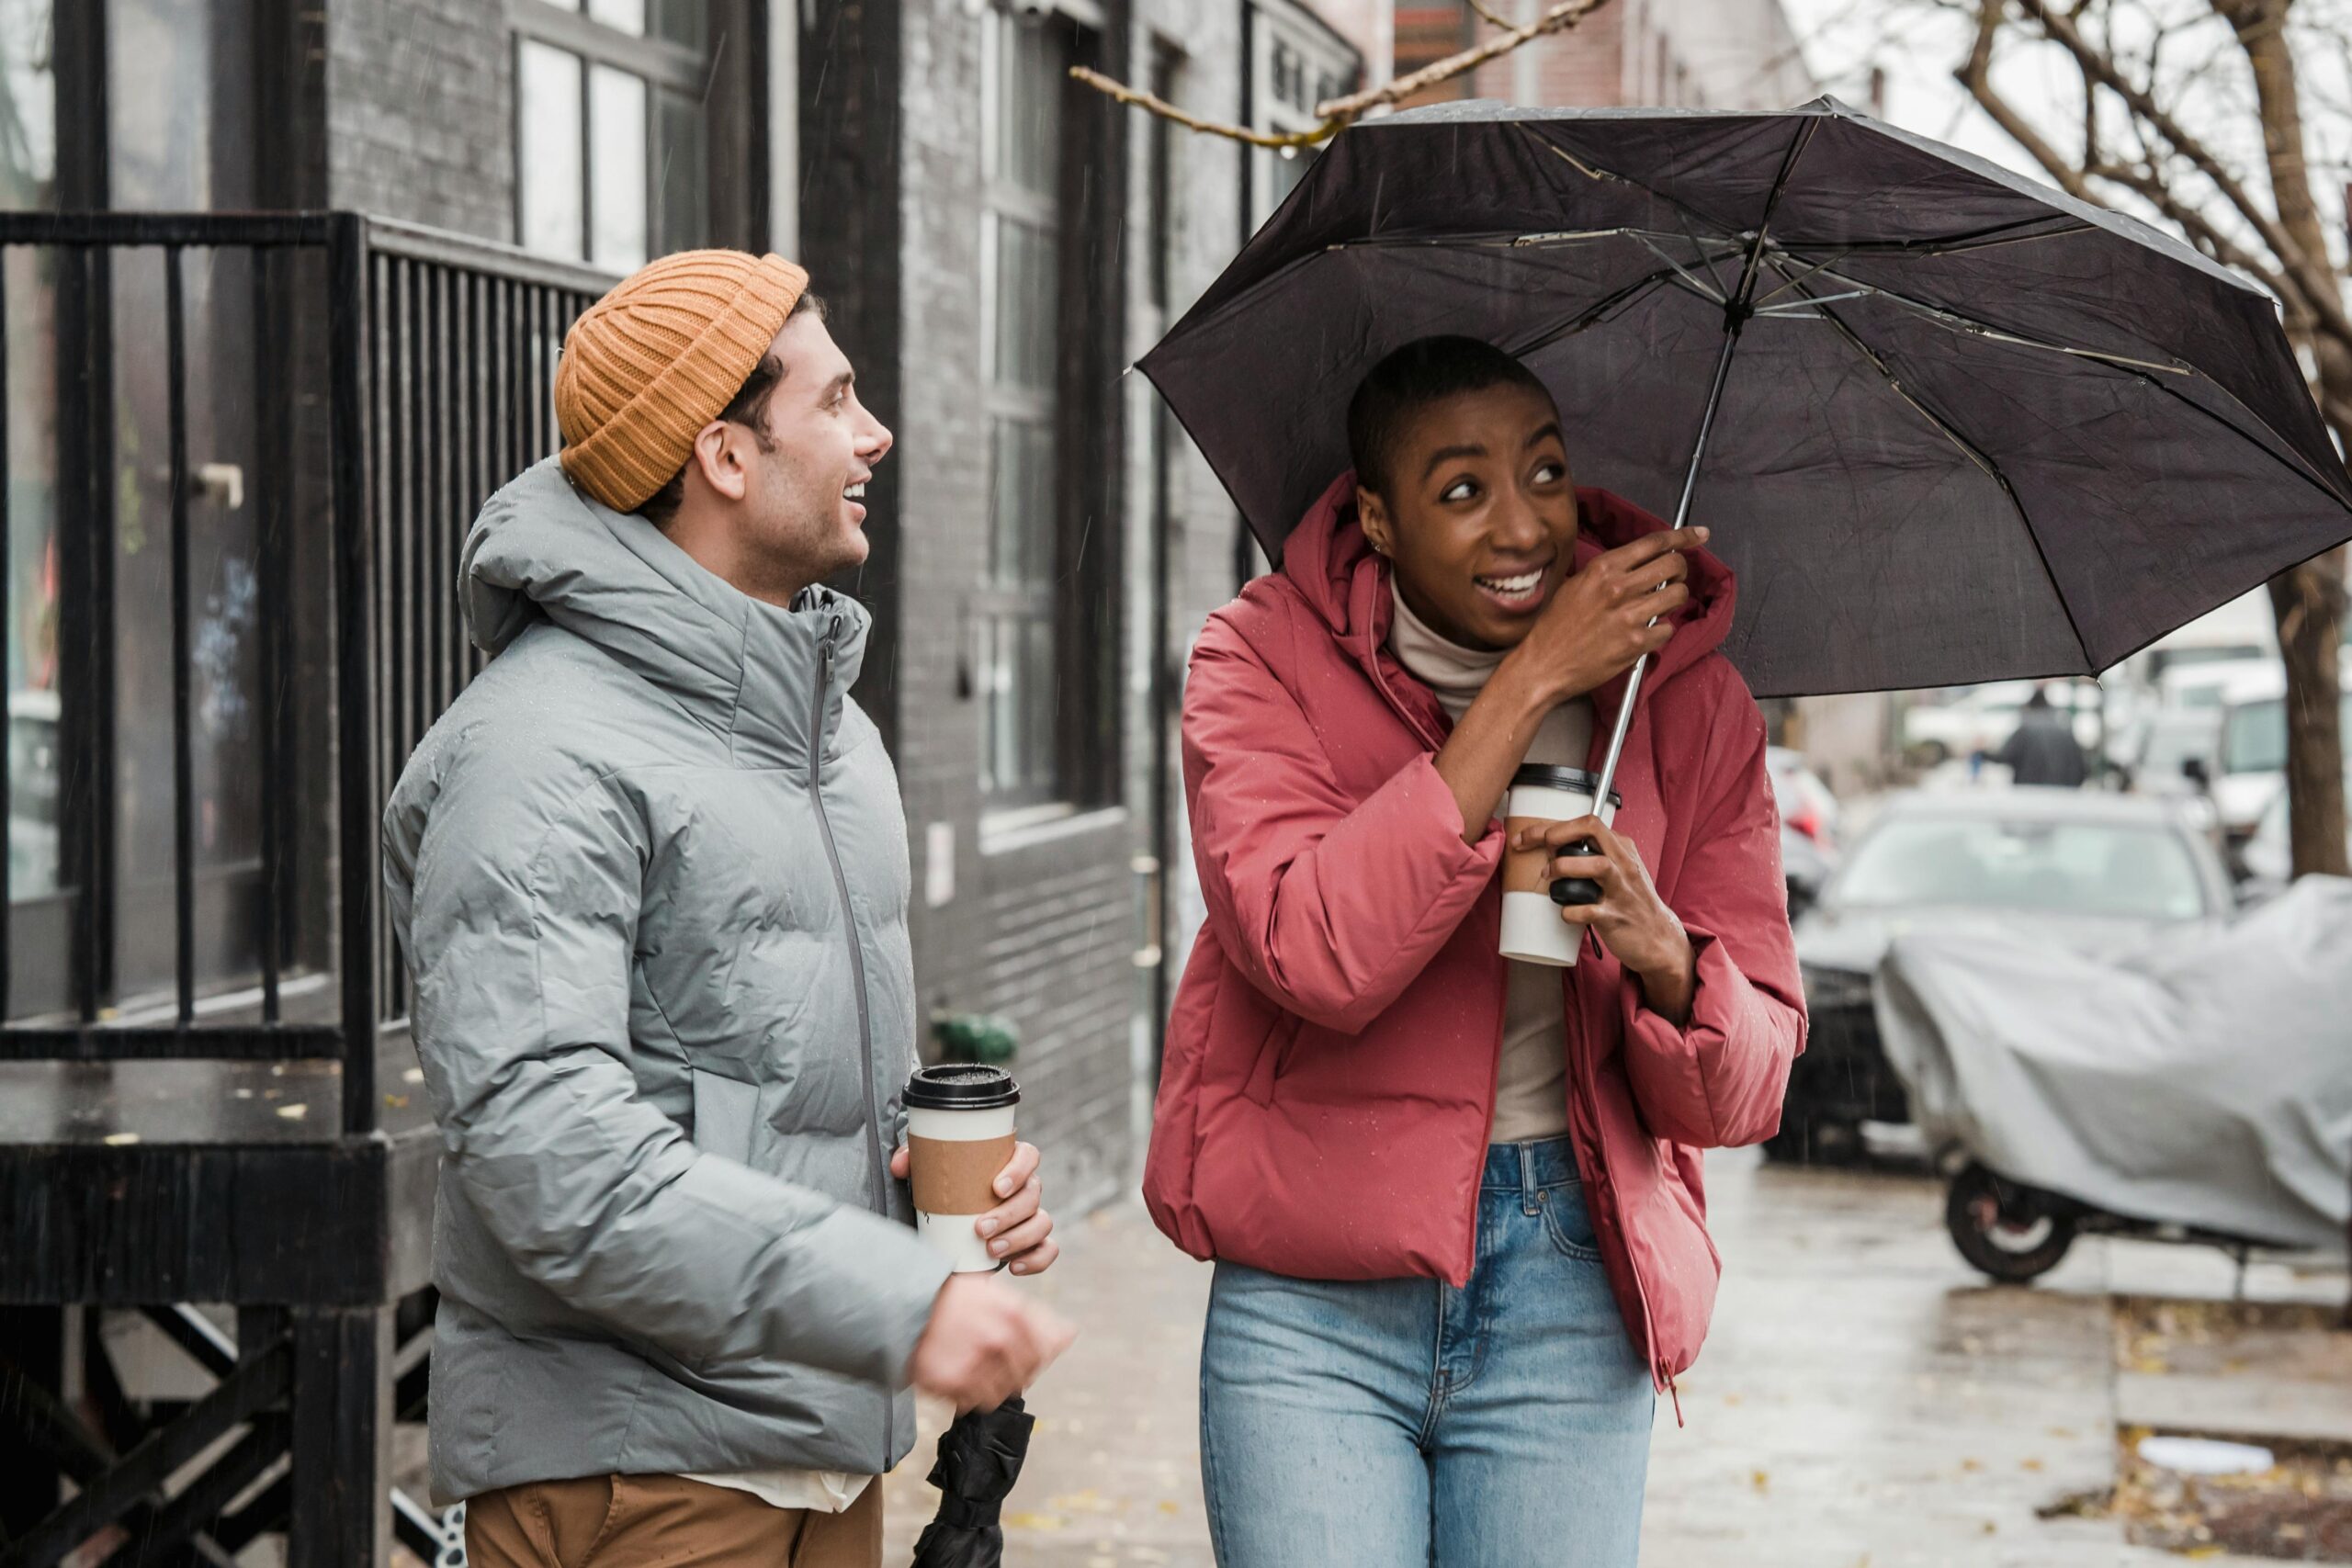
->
[1278, 144, 1300, 161]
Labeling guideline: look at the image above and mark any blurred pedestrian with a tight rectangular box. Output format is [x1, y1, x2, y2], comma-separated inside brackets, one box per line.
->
[383, 250, 1070, 1568]
[1145, 337, 1804, 1567]
[1994, 685, 2090, 788]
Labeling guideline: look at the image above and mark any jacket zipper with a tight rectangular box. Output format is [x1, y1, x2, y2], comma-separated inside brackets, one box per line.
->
[810, 613, 894, 1467]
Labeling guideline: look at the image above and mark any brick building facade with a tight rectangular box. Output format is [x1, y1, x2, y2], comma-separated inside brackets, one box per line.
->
[1398, 0, 1812, 111]
[0, 0, 1376, 1214]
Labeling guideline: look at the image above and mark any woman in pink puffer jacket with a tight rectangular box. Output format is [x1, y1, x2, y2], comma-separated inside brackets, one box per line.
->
[1145, 337, 1805, 1567]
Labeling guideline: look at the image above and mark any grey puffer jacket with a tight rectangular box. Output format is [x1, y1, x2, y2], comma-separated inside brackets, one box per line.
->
[383, 458, 951, 1505]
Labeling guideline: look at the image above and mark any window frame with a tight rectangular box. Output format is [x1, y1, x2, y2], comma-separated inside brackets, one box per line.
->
[974, 5, 1125, 820]
[508, 0, 726, 268]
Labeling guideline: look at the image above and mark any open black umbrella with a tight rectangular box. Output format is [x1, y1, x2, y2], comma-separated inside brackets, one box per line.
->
[1139, 96, 2352, 807]
[910, 1398, 1036, 1567]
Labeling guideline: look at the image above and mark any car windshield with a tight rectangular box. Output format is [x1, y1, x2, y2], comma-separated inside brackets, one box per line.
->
[2222, 697, 2285, 773]
[1833, 818, 2207, 920]
[2223, 693, 2352, 775]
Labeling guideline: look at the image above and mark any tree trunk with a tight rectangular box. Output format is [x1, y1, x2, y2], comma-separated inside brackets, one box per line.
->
[2267, 551, 2349, 877]
[2216, 0, 2352, 877]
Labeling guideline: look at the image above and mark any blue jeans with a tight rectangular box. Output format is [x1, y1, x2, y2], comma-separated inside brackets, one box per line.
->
[1198, 1138, 1654, 1568]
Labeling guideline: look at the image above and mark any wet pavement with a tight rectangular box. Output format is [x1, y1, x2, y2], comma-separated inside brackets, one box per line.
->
[882, 1147, 2339, 1566]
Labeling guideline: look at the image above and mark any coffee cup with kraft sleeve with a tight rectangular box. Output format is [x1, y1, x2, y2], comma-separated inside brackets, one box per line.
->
[901, 1064, 1021, 1272]
[1499, 763, 1621, 968]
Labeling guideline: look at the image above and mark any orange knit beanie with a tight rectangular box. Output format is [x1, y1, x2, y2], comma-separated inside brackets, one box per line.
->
[554, 249, 809, 513]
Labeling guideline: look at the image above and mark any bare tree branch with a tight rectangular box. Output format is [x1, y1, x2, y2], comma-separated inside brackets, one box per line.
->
[1956, 0, 2111, 200]
[1070, 0, 1614, 149]
[1467, 0, 1518, 28]
[2007, 0, 2352, 339]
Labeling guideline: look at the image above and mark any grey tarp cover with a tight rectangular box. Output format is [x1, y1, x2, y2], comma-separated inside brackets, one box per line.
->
[1139, 98, 2352, 697]
[1876, 876, 2352, 1253]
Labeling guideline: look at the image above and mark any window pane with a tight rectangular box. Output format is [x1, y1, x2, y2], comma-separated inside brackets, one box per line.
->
[518, 40, 585, 261]
[651, 0, 707, 47]
[107, 0, 221, 208]
[992, 219, 1058, 393]
[1000, 24, 1063, 198]
[588, 64, 649, 271]
[654, 86, 707, 256]
[990, 420, 1056, 587]
[1023, 615, 1057, 793]
[588, 0, 646, 34]
[0, 0, 55, 207]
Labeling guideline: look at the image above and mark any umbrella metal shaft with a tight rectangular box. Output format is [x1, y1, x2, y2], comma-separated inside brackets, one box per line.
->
[1585, 120, 1815, 814]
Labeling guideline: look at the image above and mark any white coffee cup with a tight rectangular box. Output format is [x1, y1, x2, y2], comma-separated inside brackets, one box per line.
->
[902, 1065, 1021, 1273]
[1500, 764, 1621, 968]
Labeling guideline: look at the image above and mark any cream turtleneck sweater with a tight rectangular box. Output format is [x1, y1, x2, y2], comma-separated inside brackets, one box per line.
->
[1386, 584, 1594, 1145]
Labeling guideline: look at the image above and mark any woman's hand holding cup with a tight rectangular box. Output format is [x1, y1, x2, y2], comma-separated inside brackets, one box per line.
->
[1512, 815, 1697, 1025]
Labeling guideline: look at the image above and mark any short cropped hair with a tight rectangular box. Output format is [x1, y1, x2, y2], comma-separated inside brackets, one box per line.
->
[1345, 336, 1551, 500]
[640, 290, 831, 530]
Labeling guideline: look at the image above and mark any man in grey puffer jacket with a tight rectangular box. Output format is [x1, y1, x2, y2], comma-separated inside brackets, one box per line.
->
[383, 249, 1070, 1568]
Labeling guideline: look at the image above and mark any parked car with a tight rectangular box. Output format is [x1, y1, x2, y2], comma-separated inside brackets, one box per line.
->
[2236, 739, 2352, 895]
[1768, 746, 1839, 916]
[2156, 655, 2277, 713]
[1777, 788, 2233, 1164]
[2125, 706, 2221, 798]
[2211, 672, 2352, 860]
[1901, 679, 2102, 766]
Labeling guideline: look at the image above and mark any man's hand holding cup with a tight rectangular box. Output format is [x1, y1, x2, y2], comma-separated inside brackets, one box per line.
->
[888, 1135, 1059, 1275]
[897, 1064, 1072, 1411]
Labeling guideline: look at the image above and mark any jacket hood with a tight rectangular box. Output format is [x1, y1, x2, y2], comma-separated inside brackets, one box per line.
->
[460, 457, 869, 766]
[1279, 469, 1738, 718]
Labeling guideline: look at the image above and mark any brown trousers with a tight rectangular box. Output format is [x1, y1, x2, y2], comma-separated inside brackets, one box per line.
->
[463, 1473, 883, 1568]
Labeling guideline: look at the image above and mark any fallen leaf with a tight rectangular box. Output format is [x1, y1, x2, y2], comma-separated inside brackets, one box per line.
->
[1751, 1470, 1770, 1494]
[1004, 1512, 1066, 1532]
[1962, 1459, 1984, 1473]
[276, 1103, 308, 1121]
[2020, 1458, 2044, 1472]
[102, 1132, 140, 1146]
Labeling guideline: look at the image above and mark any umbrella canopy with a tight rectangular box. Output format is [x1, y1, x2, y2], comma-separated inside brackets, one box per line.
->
[1139, 96, 2352, 699]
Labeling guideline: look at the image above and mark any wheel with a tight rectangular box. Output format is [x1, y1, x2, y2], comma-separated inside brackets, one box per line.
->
[1946, 1163, 2076, 1283]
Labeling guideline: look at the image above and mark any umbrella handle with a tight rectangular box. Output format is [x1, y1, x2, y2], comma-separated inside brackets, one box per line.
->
[1549, 839, 1603, 907]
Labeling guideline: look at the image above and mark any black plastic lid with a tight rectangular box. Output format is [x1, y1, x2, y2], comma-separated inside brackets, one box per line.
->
[1510, 763, 1623, 810]
[904, 1063, 1021, 1111]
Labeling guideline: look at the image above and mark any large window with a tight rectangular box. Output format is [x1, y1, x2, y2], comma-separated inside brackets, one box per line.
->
[978, 13, 1071, 810]
[512, 0, 713, 269]
[974, 6, 1125, 818]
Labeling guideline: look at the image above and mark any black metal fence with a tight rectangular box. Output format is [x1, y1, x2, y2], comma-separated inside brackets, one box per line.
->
[0, 211, 610, 1134]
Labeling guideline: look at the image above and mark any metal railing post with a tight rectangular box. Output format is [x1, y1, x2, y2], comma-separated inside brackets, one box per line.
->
[327, 214, 379, 1137]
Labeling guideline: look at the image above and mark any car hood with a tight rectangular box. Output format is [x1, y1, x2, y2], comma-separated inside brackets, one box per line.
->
[1793, 904, 2181, 976]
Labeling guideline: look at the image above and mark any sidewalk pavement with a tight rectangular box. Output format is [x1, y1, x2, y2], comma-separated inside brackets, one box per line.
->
[883, 1148, 2343, 1566]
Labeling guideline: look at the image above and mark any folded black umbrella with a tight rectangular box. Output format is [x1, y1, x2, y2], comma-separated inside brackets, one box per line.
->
[1140, 96, 2352, 747]
[910, 1398, 1036, 1568]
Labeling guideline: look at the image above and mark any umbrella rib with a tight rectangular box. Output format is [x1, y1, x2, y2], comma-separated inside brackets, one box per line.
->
[1795, 262, 2352, 511]
[1821, 218, 2099, 258]
[1777, 265, 2098, 670]
[1517, 127, 1750, 250]
[1505, 264, 1685, 356]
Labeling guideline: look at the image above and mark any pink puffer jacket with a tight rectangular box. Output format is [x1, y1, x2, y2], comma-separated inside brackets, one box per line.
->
[1144, 472, 1806, 1395]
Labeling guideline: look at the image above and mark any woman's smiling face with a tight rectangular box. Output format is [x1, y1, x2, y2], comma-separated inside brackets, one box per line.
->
[1357, 380, 1577, 653]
